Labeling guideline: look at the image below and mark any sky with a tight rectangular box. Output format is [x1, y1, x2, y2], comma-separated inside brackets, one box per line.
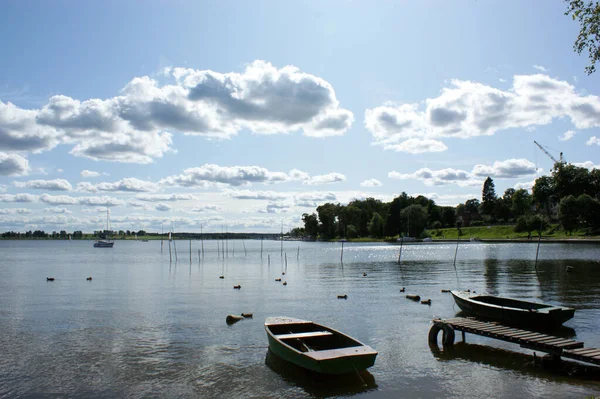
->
[0, 0, 599, 234]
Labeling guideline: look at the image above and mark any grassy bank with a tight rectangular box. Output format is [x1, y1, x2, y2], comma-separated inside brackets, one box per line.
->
[427, 224, 599, 240]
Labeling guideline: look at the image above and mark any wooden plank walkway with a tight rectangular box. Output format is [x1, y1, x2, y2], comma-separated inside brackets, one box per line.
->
[431, 317, 600, 366]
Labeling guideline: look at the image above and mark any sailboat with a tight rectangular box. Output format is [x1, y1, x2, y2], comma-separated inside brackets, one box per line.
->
[94, 208, 114, 248]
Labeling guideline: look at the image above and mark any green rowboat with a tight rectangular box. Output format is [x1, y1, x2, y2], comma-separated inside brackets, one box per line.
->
[265, 316, 377, 375]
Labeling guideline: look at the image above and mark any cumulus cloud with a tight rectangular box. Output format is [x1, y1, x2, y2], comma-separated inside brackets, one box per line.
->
[76, 177, 158, 192]
[389, 158, 536, 187]
[39, 193, 124, 207]
[365, 74, 600, 152]
[0, 193, 37, 202]
[0, 152, 29, 176]
[259, 202, 289, 214]
[587, 136, 600, 146]
[155, 203, 172, 212]
[227, 189, 289, 201]
[294, 192, 337, 207]
[160, 164, 345, 187]
[191, 205, 221, 212]
[0, 208, 32, 214]
[471, 159, 537, 178]
[44, 207, 72, 214]
[1, 61, 352, 164]
[127, 201, 151, 210]
[514, 181, 535, 190]
[14, 178, 72, 191]
[573, 161, 600, 170]
[360, 179, 382, 187]
[533, 65, 548, 72]
[559, 130, 576, 141]
[80, 170, 102, 178]
[382, 138, 448, 154]
[303, 173, 346, 185]
[135, 193, 196, 202]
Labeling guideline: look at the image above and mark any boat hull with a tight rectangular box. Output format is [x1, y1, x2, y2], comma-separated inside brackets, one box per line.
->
[451, 291, 575, 328]
[265, 317, 377, 375]
[93, 241, 114, 248]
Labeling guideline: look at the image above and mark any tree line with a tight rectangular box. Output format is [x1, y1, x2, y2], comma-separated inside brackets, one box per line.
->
[294, 162, 600, 240]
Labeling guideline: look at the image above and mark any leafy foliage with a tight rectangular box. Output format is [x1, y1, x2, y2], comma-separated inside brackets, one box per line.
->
[565, 0, 600, 75]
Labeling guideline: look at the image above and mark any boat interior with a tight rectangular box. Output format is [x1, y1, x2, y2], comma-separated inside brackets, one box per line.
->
[470, 296, 552, 310]
[268, 323, 360, 352]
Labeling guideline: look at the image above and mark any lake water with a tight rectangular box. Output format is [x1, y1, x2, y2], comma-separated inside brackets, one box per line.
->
[1, 239, 600, 398]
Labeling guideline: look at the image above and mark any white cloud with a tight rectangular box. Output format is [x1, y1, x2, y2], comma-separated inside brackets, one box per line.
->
[127, 201, 151, 210]
[360, 179, 382, 187]
[294, 192, 337, 207]
[0, 193, 37, 202]
[514, 181, 535, 190]
[191, 205, 221, 212]
[39, 193, 124, 207]
[382, 138, 448, 154]
[0, 152, 29, 176]
[160, 164, 345, 187]
[303, 173, 346, 185]
[418, 192, 478, 206]
[14, 178, 72, 191]
[135, 193, 196, 202]
[0, 62, 352, 164]
[389, 158, 536, 187]
[76, 177, 158, 192]
[44, 207, 72, 214]
[227, 189, 289, 201]
[587, 136, 600, 146]
[471, 159, 537, 178]
[559, 130, 576, 141]
[0, 208, 32, 215]
[533, 65, 548, 72]
[365, 74, 600, 152]
[80, 170, 101, 178]
[573, 161, 600, 170]
[155, 203, 172, 212]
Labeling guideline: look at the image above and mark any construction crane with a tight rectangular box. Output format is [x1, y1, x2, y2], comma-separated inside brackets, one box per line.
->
[533, 141, 565, 166]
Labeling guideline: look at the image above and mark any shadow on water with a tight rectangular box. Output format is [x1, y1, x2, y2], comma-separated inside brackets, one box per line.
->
[264, 349, 377, 397]
[429, 342, 600, 382]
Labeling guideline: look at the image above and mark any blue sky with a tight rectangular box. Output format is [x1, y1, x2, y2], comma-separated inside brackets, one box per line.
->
[0, 0, 598, 233]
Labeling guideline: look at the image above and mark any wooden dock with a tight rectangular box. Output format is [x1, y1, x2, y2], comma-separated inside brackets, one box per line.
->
[430, 317, 600, 366]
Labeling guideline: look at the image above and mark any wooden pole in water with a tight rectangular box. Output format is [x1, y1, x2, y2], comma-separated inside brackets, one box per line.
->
[168, 239, 172, 262]
[232, 240, 235, 257]
[261, 238, 263, 259]
[242, 240, 247, 256]
[161, 239, 163, 254]
[341, 241, 344, 263]
[189, 240, 192, 261]
[201, 223, 204, 258]
[397, 237, 403, 264]
[217, 240, 220, 258]
[297, 246, 299, 260]
[534, 234, 542, 270]
[268, 254, 270, 267]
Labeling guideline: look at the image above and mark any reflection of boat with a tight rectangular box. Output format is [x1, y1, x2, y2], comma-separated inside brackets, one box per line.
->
[265, 316, 377, 374]
[94, 208, 114, 248]
[451, 290, 575, 328]
[265, 349, 377, 396]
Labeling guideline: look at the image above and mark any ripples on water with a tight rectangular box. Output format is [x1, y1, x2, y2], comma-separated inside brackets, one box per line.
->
[0, 240, 599, 398]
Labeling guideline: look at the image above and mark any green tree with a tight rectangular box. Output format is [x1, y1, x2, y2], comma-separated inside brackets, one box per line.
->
[512, 189, 532, 217]
[481, 177, 497, 218]
[565, 0, 600, 74]
[532, 175, 556, 217]
[559, 195, 579, 234]
[368, 212, 385, 238]
[302, 213, 319, 238]
[576, 193, 600, 232]
[400, 205, 429, 237]
[316, 203, 338, 239]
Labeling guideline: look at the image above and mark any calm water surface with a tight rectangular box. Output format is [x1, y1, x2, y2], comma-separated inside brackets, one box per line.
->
[1, 240, 600, 398]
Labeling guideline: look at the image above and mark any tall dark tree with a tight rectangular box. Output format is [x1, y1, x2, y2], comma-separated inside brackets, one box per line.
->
[481, 177, 497, 217]
[559, 195, 579, 234]
[565, 0, 600, 74]
[302, 213, 319, 238]
[399, 205, 428, 237]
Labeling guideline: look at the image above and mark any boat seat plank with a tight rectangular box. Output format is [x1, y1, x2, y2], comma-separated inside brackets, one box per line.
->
[275, 331, 333, 340]
[306, 345, 377, 360]
[568, 348, 600, 355]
